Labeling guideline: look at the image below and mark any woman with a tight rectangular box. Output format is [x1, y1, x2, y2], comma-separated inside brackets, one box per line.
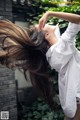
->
[0, 12, 80, 119]
[39, 11, 80, 120]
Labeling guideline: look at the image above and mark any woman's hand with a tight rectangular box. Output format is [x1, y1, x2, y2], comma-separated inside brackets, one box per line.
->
[39, 11, 50, 30]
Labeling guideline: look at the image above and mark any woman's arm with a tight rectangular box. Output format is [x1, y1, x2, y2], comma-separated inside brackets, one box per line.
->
[39, 11, 80, 30]
[45, 11, 80, 23]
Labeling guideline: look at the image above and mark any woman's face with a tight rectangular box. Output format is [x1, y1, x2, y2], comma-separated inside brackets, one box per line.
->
[35, 24, 60, 45]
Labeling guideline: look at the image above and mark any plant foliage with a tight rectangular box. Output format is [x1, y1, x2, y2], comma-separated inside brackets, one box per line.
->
[22, 98, 64, 120]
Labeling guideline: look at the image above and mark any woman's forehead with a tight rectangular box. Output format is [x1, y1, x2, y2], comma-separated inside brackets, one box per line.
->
[44, 24, 56, 29]
[35, 24, 57, 31]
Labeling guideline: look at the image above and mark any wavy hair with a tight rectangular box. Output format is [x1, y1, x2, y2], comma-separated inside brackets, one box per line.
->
[0, 20, 56, 109]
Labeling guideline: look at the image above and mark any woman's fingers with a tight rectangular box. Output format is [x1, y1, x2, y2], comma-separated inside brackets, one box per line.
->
[39, 19, 45, 30]
[39, 14, 48, 30]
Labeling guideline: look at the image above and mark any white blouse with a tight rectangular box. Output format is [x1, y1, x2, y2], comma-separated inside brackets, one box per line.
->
[46, 22, 80, 118]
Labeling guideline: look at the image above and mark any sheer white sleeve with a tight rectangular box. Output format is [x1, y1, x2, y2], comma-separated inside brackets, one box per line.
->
[61, 22, 80, 43]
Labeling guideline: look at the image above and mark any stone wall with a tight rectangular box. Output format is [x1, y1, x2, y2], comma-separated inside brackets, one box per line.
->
[0, 0, 13, 21]
[0, 66, 17, 120]
[0, 0, 17, 120]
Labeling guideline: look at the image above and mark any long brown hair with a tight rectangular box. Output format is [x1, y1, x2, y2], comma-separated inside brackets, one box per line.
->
[0, 20, 56, 109]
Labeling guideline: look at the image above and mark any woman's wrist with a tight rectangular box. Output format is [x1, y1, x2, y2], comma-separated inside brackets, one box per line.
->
[46, 11, 54, 18]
